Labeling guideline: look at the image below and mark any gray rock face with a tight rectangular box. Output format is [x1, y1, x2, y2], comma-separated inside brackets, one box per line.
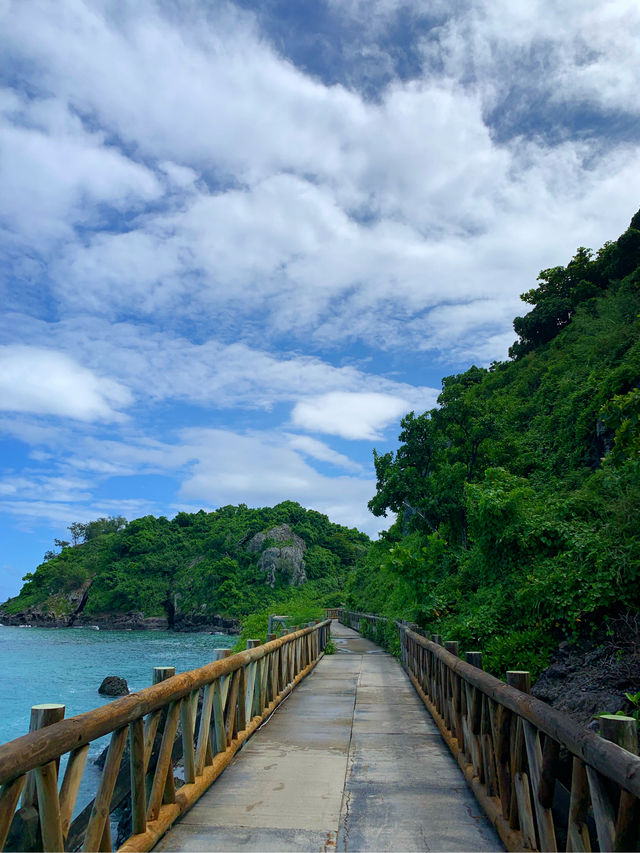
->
[532, 634, 640, 729]
[247, 524, 307, 588]
[98, 675, 129, 696]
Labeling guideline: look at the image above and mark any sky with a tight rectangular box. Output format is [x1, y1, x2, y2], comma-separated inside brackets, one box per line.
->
[1, 0, 640, 601]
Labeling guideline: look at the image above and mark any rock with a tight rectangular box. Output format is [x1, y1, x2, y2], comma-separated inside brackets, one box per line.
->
[98, 676, 129, 696]
[246, 524, 307, 588]
[172, 613, 241, 634]
[532, 613, 640, 730]
[76, 612, 169, 630]
[546, 664, 568, 680]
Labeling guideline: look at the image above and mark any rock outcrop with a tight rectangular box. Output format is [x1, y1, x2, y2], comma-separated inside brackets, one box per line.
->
[98, 675, 129, 696]
[246, 523, 307, 587]
[0, 579, 93, 628]
[532, 614, 640, 730]
[172, 612, 241, 634]
[75, 612, 169, 630]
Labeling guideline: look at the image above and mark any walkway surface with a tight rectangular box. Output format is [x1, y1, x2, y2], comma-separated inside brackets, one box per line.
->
[154, 622, 503, 852]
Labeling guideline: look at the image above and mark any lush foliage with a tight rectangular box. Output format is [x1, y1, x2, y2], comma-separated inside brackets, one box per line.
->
[231, 586, 327, 651]
[348, 208, 640, 678]
[2, 502, 369, 621]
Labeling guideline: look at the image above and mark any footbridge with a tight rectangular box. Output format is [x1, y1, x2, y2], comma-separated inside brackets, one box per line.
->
[0, 613, 638, 852]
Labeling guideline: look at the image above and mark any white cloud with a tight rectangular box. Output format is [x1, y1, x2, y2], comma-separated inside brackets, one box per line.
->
[0, 315, 439, 414]
[0, 92, 161, 245]
[0, 346, 132, 421]
[291, 391, 434, 440]
[2, 1, 640, 361]
[284, 434, 365, 472]
[178, 427, 381, 535]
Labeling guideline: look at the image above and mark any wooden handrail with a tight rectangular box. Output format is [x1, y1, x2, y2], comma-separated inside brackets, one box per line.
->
[0, 620, 331, 852]
[341, 609, 640, 853]
[401, 626, 640, 798]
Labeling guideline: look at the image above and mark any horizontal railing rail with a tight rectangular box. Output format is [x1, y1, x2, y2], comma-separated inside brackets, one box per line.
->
[0, 620, 331, 852]
[340, 609, 640, 852]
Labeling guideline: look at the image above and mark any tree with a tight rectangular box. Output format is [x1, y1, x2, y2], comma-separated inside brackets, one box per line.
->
[68, 521, 87, 546]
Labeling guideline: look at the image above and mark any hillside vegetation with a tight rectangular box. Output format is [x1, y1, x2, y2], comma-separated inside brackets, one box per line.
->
[348, 208, 640, 678]
[1, 502, 368, 627]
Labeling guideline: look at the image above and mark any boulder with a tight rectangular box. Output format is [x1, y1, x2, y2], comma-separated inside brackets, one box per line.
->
[98, 675, 129, 696]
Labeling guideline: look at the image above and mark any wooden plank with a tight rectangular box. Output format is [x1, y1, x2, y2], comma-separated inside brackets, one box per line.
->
[142, 710, 163, 772]
[495, 705, 512, 819]
[129, 718, 146, 836]
[59, 744, 90, 841]
[245, 661, 257, 724]
[180, 699, 196, 784]
[567, 757, 592, 853]
[211, 680, 226, 756]
[0, 775, 26, 850]
[259, 657, 269, 714]
[236, 667, 247, 734]
[82, 725, 128, 851]
[224, 670, 241, 747]
[146, 702, 181, 822]
[99, 817, 112, 851]
[482, 732, 499, 798]
[585, 765, 615, 853]
[539, 736, 560, 809]
[514, 771, 536, 850]
[195, 683, 214, 776]
[523, 719, 557, 851]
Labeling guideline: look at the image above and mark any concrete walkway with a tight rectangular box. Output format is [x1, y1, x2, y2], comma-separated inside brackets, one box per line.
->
[154, 622, 502, 852]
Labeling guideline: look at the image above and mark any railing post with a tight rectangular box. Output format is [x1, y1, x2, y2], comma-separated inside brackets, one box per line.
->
[598, 714, 639, 851]
[21, 704, 66, 810]
[465, 651, 483, 668]
[20, 703, 66, 852]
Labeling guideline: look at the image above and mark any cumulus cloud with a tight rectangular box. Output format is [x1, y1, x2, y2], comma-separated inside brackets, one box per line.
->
[2, 0, 639, 360]
[291, 391, 434, 440]
[0, 346, 132, 421]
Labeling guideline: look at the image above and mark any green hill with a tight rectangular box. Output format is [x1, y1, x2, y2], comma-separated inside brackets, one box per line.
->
[1, 502, 369, 629]
[347, 208, 640, 678]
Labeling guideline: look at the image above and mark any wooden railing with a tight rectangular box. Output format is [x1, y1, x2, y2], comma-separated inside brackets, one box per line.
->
[337, 609, 383, 631]
[323, 608, 342, 620]
[0, 621, 331, 852]
[340, 610, 640, 852]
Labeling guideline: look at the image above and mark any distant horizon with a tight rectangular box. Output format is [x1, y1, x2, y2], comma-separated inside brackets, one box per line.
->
[2, 0, 640, 600]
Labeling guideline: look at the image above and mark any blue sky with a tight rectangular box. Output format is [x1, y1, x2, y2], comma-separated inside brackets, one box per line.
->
[1, 0, 640, 601]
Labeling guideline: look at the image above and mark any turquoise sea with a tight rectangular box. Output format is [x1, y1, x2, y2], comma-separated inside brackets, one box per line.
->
[0, 624, 236, 818]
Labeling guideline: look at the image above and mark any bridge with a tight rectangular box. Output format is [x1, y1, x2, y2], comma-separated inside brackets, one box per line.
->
[0, 613, 638, 852]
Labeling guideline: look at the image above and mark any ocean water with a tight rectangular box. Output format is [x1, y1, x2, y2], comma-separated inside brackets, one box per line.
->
[0, 624, 236, 818]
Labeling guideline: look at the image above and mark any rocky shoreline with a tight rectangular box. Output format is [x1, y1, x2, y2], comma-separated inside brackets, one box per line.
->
[0, 609, 241, 634]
